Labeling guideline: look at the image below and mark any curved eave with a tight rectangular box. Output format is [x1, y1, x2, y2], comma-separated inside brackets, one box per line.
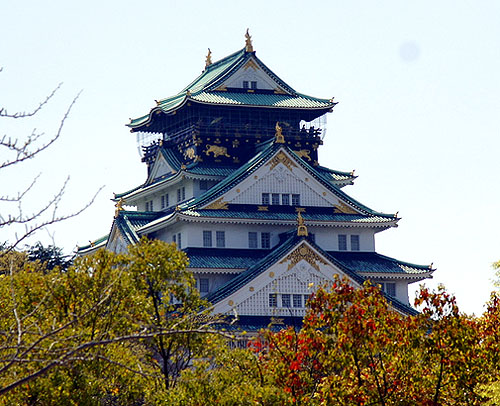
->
[358, 271, 434, 281]
[127, 94, 189, 131]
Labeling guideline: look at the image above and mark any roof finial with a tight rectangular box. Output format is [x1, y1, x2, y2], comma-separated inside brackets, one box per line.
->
[275, 122, 285, 144]
[297, 212, 308, 237]
[245, 28, 254, 52]
[114, 198, 125, 218]
[205, 48, 212, 68]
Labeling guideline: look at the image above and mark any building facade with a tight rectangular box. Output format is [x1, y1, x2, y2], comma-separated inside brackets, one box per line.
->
[79, 32, 434, 323]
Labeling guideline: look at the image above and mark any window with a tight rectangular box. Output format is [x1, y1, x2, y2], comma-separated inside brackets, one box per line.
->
[272, 193, 280, 205]
[269, 293, 277, 307]
[351, 235, 360, 251]
[172, 234, 176, 243]
[262, 193, 270, 205]
[261, 232, 270, 249]
[177, 188, 181, 202]
[145, 200, 153, 211]
[281, 294, 291, 308]
[177, 233, 182, 248]
[161, 194, 169, 209]
[281, 194, 290, 205]
[338, 234, 347, 251]
[291, 194, 300, 206]
[309, 233, 315, 243]
[243, 81, 249, 89]
[203, 231, 212, 247]
[181, 187, 185, 201]
[304, 294, 312, 306]
[248, 232, 258, 248]
[386, 283, 396, 297]
[200, 180, 208, 191]
[216, 231, 225, 248]
[199, 278, 209, 293]
[251, 81, 257, 89]
[293, 294, 303, 308]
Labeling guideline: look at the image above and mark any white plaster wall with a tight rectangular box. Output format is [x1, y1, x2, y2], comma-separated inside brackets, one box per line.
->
[313, 227, 375, 251]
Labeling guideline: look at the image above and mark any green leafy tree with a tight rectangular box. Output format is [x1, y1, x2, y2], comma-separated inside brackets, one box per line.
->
[0, 238, 221, 404]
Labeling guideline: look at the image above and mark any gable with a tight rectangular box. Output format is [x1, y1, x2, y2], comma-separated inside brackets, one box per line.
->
[211, 241, 362, 317]
[147, 152, 175, 183]
[106, 225, 129, 254]
[210, 149, 362, 212]
[218, 57, 289, 93]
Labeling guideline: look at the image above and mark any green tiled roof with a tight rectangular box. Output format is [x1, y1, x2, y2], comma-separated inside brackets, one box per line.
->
[128, 47, 335, 129]
[185, 247, 268, 269]
[328, 252, 433, 275]
[182, 207, 395, 225]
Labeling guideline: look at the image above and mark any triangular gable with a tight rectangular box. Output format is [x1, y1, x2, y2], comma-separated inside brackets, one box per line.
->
[201, 147, 363, 214]
[209, 238, 364, 317]
[146, 149, 177, 184]
[215, 56, 290, 94]
[106, 221, 130, 254]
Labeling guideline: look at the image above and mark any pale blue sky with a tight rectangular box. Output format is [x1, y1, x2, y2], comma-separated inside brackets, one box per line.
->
[1, 1, 499, 315]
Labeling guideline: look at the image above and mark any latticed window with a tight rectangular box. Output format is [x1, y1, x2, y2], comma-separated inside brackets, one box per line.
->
[262, 193, 270, 205]
[177, 233, 182, 248]
[251, 81, 257, 89]
[248, 232, 258, 248]
[338, 234, 347, 251]
[181, 187, 185, 201]
[161, 194, 169, 209]
[203, 231, 212, 247]
[386, 283, 396, 297]
[145, 200, 153, 211]
[261, 232, 270, 249]
[293, 294, 303, 308]
[269, 293, 277, 307]
[281, 194, 290, 205]
[351, 235, 360, 251]
[177, 188, 181, 202]
[199, 278, 209, 293]
[243, 81, 249, 89]
[291, 194, 300, 206]
[272, 193, 280, 205]
[282, 294, 291, 308]
[216, 231, 225, 248]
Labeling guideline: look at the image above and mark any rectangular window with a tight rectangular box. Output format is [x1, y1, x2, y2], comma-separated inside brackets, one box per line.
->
[177, 188, 181, 202]
[304, 294, 312, 307]
[386, 283, 396, 297]
[271, 193, 280, 205]
[203, 231, 212, 247]
[182, 187, 185, 201]
[200, 180, 208, 191]
[251, 81, 257, 89]
[309, 233, 315, 243]
[243, 81, 249, 89]
[261, 232, 270, 249]
[350, 235, 360, 251]
[293, 294, 303, 308]
[262, 193, 270, 205]
[248, 232, 258, 248]
[146, 200, 153, 211]
[281, 294, 291, 308]
[269, 293, 277, 307]
[281, 194, 290, 205]
[172, 234, 176, 243]
[216, 231, 225, 248]
[177, 233, 182, 248]
[338, 234, 347, 251]
[161, 194, 169, 209]
[199, 278, 209, 293]
[291, 194, 300, 206]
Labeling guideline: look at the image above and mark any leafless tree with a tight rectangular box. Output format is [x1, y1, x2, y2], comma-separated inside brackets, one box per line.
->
[0, 71, 101, 252]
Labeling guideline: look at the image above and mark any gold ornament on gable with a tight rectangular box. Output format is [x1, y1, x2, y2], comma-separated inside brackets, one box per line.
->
[333, 201, 358, 214]
[266, 151, 298, 171]
[205, 197, 229, 210]
[279, 242, 327, 272]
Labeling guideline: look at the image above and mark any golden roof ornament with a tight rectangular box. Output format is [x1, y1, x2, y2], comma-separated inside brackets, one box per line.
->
[275, 122, 285, 144]
[245, 28, 254, 52]
[205, 48, 212, 68]
[297, 212, 308, 237]
[114, 198, 125, 218]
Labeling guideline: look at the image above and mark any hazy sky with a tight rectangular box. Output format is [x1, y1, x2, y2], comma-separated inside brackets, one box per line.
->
[1, 1, 499, 315]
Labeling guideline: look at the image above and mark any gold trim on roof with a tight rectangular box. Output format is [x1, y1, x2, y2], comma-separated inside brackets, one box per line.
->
[266, 151, 298, 171]
[205, 197, 229, 210]
[297, 212, 308, 237]
[245, 28, 254, 52]
[243, 59, 259, 71]
[275, 122, 285, 144]
[279, 242, 327, 272]
[114, 198, 125, 218]
[205, 48, 212, 68]
[333, 201, 358, 214]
